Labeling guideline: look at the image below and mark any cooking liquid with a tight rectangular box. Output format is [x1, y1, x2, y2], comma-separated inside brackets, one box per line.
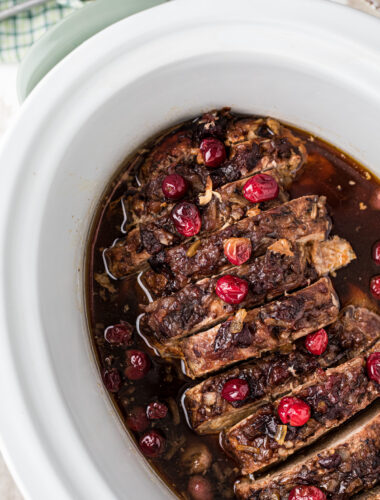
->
[86, 117, 380, 499]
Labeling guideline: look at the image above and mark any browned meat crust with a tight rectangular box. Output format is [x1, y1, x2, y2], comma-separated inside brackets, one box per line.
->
[105, 170, 288, 279]
[223, 353, 379, 474]
[184, 306, 380, 434]
[141, 241, 313, 345]
[129, 110, 306, 222]
[143, 195, 330, 295]
[235, 403, 380, 499]
[104, 110, 308, 279]
[179, 278, 339, 378]
[353, 486, 380, 499]
[128, 163, 288, 232]
[140, 237, 354, 345]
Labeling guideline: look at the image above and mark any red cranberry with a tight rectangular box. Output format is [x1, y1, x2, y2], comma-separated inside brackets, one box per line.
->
[171, 202, 201, 237]
[139, 430, 165, 458]
[104, 323, 133, 345]
[288, 485, 326, 500]
[215, 275, 249, 304]
[200, 137, 226, 168]
[366, 352, 380, 384]
[370, 275, 380, 300]
[162, 173, 188, 200]
[146, 402, 168, 420]
[187, 475, 214, 500]
[221, 378, 250, 403]
[372, 240, 380, 265]
[103, 369, 121, 393]
[305, 328, 328, 355]
[126, 406, 149, 432]
[243, 174, 279, 203]
[223, 237, 252, 266]
[278, 397, 311, 427]
[125, 350, 151, 380]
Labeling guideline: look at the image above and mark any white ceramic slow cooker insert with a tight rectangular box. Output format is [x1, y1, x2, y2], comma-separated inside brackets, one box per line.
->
[1, 1, 380, 499]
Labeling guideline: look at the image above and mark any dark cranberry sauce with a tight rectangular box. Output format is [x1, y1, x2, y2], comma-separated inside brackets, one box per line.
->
[86, 113, 380, 499]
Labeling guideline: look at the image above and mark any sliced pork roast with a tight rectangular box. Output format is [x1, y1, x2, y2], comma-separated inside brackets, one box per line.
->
[105, 110, 307, 279]
[235, 402, 380, 499]
[179, 278, 339, 378]
[223, 350, 379, 474]
[140, 236, 355, 346]
[184, 306, 380, 434]
[143, 195, 330, 295]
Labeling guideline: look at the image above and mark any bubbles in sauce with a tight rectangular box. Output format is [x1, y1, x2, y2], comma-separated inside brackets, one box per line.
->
[86, 119, 380, 499]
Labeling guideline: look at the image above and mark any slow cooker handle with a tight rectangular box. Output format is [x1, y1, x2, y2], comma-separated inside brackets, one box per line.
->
[17, 0, 169, 103]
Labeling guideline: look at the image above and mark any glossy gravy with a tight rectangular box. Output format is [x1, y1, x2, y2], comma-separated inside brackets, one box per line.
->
[86, 117, 380, 499]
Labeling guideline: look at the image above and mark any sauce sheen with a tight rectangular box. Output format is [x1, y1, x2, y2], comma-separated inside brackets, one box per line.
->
[86, 117, 380, 499]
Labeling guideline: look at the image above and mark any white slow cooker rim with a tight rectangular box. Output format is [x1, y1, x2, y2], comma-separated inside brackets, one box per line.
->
[1, 1, 380, 499]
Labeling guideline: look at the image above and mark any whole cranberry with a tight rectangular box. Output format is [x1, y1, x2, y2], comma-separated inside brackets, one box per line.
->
[305, 328, 328, 355]
[372, 240, 380, 265]
[162, 173, 188, 200]
[278, 397, 311, 427]
[187, 475, 214, 500]
[288, 485, 326, 500]
[215, 275, 249, 304]
[139, 430, 165, 458]
[221, 378, 250, 403]
[243, 174, 279, 203]
[146, 402, 168, 420]
[370, 275, 380, 300]
[366, 352, 380, 384]
[126, 406, 149, 432]
[171, 202, 201, 237]
[223, 237, 252, 266]
[104, 323, 133, 345]
[125, 350, 151, 380]
[103, 368, 121, 393]
[200, 137, 226, 168]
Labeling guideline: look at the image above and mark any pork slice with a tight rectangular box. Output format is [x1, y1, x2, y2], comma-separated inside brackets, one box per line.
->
[144, 195, 330, 294]
[223, 352, 379, 474]
[235, 401, 380, 499]
[309, 235, 356, 275]
[105, 169, 288, 279]
[183, 306, 380, 434]
[130, 112, 307, 221]
[140, 237, 354, 347]
[179, 277, 339, 378]
[104, 112, 308, 279]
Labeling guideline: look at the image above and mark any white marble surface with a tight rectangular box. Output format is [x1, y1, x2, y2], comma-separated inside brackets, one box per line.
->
[0, 1, 379, 499]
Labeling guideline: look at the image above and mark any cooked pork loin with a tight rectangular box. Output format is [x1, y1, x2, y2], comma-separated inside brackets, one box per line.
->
[129, 110, 307, 220]
[179, 278, 339, 378]
[184, 306, 380, 434]
[223, 352, 379, 474]
[135, 108, 307, 193]
[97, 107, 379, 498]
[105, 110, 308, 279]
[235, 401, 380, 499]
[353, 486, 380, 499]
[105, 170, 289, 278]
[140, 237, 355, 345]
[309, 235, 357, 276]
[143, 195, 331, 295]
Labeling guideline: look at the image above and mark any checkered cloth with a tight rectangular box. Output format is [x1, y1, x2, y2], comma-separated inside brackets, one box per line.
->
[0, 0, 83, 63]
